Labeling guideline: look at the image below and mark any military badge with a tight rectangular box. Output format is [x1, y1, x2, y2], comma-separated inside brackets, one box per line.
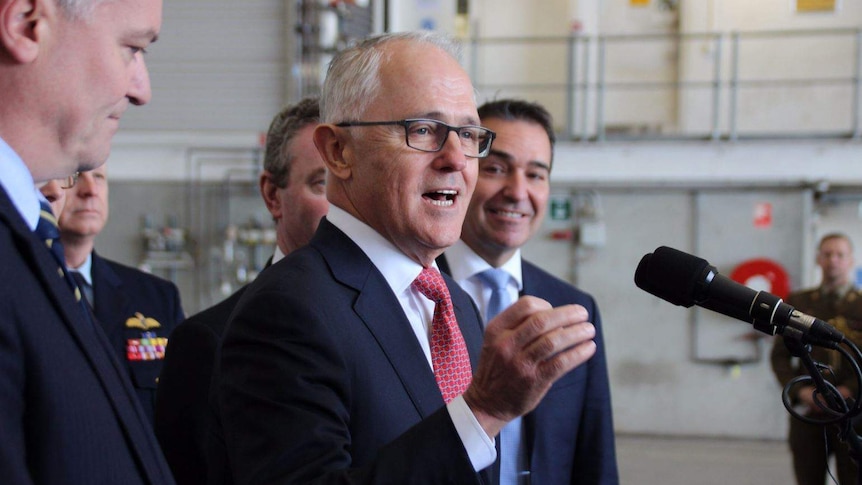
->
[126, 312, 161, 330]
[127, 331, 168, 361]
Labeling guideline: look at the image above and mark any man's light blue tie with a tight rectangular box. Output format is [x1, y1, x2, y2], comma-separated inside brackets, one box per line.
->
[476, 268, 526, 485]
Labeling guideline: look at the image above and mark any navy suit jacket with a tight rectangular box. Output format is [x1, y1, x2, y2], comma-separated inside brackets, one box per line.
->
[213, 219, 494, 485]
[90, 252, 185, 424]
[0, 187, 175, 484]
[438, 255, 619, 485]
[156, 285, 247, 485]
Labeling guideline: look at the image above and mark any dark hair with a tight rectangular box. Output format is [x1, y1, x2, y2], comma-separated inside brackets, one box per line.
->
[478, 99, 556, 161]
[263, 97, 320, 188]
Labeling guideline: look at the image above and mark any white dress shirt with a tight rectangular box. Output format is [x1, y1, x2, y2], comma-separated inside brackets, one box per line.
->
[444, 239, 523, 324]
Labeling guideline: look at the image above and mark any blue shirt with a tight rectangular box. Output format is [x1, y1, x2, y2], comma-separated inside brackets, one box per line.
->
[0, 136, 41, 230]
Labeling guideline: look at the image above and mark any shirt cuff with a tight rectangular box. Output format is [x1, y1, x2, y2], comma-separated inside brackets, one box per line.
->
[446, 394, 497, 471]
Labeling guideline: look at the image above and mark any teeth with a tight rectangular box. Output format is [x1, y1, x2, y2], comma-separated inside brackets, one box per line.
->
[425, 189, 457, 207]
[496, 210, 523, 219]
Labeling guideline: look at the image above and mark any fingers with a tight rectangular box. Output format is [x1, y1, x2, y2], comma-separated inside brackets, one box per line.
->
[464, 300, 597, 437]
[509, 303, 590, 351]
[517, 306, 596, 383]
[486, 296, 552, 331]
[535, 335, 596, 383]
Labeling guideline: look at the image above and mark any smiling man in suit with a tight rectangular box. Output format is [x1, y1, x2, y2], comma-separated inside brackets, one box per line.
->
[212, 31, 599, 485]
[59, 164, 185, 425]
[0, 0, 173, 483]
[438, 99, 618, 485]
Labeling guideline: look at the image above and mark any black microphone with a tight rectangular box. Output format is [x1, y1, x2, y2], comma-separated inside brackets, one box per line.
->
[634, 246, 845, 346]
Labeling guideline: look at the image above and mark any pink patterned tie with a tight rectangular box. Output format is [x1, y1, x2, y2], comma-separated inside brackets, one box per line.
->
[412, 267, 473, 403]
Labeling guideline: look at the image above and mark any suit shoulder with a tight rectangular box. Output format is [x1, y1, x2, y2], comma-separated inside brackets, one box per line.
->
[180, 287, 246, 337]
[101, 257, 181, 293]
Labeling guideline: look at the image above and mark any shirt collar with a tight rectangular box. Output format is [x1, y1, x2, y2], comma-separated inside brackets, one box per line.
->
[446, 239, 523, 290]
[0, 136, 40, 231]
[69, 252, 94, 285]
[272, 244, 286, 265]
[326, 205, 429, 296]
[821, 281, 855, 299]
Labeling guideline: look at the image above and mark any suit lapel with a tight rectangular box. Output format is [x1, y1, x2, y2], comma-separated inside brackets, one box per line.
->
[314, 219, 446, 418]
[519, 262, 538, 474]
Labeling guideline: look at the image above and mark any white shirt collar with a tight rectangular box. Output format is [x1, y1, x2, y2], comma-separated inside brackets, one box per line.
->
[272, 244, 286, 265]
[325, 205, 429, 296]
[446, 239, 523, 290]
[0, 135, 40, 231]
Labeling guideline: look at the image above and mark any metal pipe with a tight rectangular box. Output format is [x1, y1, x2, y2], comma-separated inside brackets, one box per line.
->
[729, 32, 740, 142]
[711, 33, 722, 141]
[565, 34, 576, 141]
[596, 36, 606, 142]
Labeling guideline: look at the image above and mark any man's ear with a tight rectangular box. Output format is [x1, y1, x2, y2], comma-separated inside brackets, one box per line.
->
[313, 124, 352, 181]
[259, 171, 282, 220]
[0, 0, 50, 64]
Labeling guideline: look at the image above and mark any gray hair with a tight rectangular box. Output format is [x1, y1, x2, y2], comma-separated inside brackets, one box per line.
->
[320, 31, 462, 123]
[54, 0, 108, 20]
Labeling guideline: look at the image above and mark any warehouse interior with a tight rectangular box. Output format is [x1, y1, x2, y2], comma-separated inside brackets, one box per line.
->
[90, 1, 862, 483]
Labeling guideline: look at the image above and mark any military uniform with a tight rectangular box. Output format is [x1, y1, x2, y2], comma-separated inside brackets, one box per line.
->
[89, 251, 185, 425]
[770, 284, 862, 485]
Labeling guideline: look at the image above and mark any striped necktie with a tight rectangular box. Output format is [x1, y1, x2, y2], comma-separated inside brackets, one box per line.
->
[34, 199, 86, 306]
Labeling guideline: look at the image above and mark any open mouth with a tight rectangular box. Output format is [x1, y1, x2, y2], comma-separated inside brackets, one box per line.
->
[423, 189, 457, 207]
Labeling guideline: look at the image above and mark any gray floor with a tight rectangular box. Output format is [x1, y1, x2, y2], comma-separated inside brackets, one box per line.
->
[617, 435, 797, 485]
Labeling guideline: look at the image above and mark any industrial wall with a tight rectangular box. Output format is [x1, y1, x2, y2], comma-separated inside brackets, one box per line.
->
[98, 0, 862, 440]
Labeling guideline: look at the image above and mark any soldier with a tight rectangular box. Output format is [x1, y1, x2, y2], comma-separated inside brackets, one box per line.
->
[771, 232, 862, 485]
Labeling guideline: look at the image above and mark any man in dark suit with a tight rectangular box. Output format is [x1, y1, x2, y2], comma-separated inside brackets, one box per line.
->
[213, 31, 599, 485]
[57, 165, 185, 425]
[0, 0, 174, 484]
[155, 96, 328, 485]
[438, 99, 618, 485]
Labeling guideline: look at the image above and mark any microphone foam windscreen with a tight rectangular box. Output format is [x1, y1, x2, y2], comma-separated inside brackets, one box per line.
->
[634, 246, 710, 307]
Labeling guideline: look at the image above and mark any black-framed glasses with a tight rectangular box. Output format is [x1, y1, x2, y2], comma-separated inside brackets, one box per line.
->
[59, 172, 79, 189]
[335, 118, 496, 158]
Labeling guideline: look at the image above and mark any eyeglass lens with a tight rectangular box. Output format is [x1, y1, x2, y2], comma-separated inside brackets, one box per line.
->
[59, 173, 78, 190]
[405, 120, 492, 157]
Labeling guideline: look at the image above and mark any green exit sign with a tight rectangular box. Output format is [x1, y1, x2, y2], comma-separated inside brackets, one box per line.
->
[549, 196, 571, 221]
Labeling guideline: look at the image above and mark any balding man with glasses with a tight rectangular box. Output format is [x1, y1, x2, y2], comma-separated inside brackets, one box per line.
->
[212, 31, 598, 485]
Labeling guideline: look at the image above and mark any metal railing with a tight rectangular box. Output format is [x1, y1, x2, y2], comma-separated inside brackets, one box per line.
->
[465, 28, 862, 142]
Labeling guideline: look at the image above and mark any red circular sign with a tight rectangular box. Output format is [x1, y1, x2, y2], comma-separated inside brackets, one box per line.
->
[729, 258, 791, 299]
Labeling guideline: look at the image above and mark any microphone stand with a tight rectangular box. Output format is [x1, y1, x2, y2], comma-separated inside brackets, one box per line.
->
[780, 332, 862, 485]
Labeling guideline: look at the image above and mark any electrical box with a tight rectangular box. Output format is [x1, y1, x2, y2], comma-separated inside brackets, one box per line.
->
[579, 220, 607, 248]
